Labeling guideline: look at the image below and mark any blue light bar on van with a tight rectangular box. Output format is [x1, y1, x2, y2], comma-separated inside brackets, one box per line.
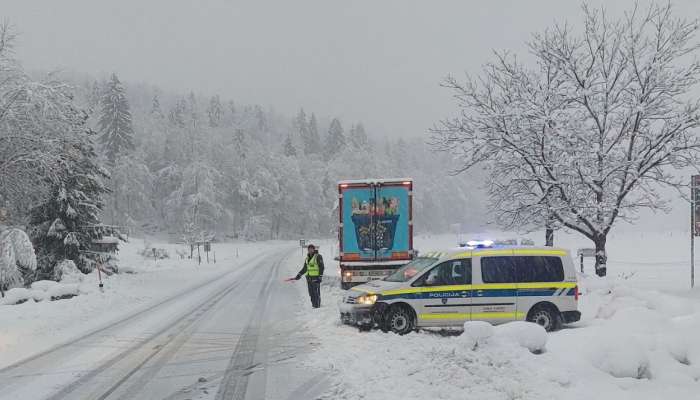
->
[466, 239, 494, 248]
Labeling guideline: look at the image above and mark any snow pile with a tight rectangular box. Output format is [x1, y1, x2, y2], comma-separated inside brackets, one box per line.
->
[491, 321, 548, 353]
[461, 320, 494, 349]
[1, 281, 82, 305]
[462, 321, 547, 353]
[53, 260, 83, 282]
[0, 288, 34, 305]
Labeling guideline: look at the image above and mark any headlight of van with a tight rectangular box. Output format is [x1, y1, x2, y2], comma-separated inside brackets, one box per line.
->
[357, 294, 377, 305]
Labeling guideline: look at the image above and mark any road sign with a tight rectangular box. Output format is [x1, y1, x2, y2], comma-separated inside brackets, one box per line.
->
[577, 248, 595, 257]
[299, 239, 306, 247]
[577, 248, 596, 273]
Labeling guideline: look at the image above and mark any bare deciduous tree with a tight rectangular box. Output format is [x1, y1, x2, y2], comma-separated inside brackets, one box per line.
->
[433, 3, 700, 276]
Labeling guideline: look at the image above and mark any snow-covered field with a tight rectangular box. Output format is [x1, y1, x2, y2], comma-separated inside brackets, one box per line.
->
[299, 231, 700, 400]
[0, 239, 282, 368]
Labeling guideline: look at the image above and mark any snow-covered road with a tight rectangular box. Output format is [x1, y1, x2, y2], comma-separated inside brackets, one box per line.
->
[0, 246, 327, 400]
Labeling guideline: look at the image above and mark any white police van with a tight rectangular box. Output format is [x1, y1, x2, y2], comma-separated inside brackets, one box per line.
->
[340, 242, 580, 334]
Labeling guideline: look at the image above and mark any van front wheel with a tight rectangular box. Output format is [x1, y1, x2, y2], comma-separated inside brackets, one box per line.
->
[527, 304, 562, 332]
[385, 305, 414, 335]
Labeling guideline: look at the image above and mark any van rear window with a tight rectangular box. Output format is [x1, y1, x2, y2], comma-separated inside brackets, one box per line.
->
[514, 256, 564, 282]
[480, 256, 564, 283]
[480, 257, 515, 283]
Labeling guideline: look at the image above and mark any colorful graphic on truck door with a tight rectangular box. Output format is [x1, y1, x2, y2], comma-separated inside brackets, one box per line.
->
[341, 184, 410, 261]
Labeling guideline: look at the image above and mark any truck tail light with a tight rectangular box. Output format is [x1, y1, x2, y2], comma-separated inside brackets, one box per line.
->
[574, 285, 579, 301]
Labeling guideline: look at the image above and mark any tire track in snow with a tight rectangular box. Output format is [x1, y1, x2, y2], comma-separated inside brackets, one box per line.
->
[214, 253, 282, 400]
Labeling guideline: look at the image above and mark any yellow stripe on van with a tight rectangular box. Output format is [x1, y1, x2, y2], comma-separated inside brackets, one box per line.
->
[472, 249, 514, 256]
[382, 285, 471, 296]
[471, 249, 568, 257]
[471, 312, 525, 319]
[418, 312, 526, 320]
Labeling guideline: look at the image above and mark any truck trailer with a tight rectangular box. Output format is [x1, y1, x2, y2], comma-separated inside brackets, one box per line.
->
[337, 178, 414, 290]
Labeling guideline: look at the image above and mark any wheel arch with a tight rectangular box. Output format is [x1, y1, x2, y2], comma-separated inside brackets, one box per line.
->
[388, 301, 417, 323]
[525, 301, 561, 320]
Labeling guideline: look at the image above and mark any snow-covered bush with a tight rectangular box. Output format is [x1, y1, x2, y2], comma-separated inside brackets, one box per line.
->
[587, 335, 651, 379]
[0, 228, 37, 297]
[0, 287, 33, 305]
[138, 247, 169, 260]
[53, 260, 83, 283]
[461, 321, 548, 354]
[493, 321, 548, 354]
[462, 321, 494, 349]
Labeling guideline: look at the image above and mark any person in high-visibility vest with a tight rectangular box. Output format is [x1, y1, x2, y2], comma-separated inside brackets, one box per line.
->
[289, 244, 324, 308]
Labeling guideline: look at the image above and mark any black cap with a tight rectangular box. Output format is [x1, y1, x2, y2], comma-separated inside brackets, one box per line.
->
[307, 244, 316, 249]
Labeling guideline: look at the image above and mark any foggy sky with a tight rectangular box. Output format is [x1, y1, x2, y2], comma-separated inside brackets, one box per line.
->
[5, 0, 698, 139]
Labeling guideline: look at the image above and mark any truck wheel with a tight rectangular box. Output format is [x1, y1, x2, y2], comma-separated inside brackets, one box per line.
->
[385, 305, 414, 335]
[527, 304, 562, 332]
[341, 282, 352, 290]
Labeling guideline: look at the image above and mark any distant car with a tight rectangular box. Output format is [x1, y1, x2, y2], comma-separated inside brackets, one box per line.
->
[340, 245, 581, 334]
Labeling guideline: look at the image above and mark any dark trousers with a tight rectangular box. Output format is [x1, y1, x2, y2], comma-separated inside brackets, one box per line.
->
[306, 276, 321, 308]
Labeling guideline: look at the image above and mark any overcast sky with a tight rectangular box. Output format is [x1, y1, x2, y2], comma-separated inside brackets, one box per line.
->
[5, 0, 698, 139]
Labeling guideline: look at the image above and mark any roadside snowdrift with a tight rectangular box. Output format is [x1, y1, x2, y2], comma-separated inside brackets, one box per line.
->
[296, 234, 700, 400]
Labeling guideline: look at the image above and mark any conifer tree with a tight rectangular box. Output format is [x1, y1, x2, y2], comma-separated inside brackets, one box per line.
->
[98, 73, 135, 165]
[150, 93, 164, 119]
[283, 134, 297, 157]
[306, 113, 322, 155]
[207, 95, 223, 127]
[29, 129, 110, 276]
[349, 123, 368, 149]
[324, 118, 345, 160]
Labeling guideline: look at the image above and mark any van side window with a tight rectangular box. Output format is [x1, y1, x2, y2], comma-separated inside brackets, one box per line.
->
[414, 259, 471, 286]
[514, 256, 564, 282]
[480, 257, 515, 283]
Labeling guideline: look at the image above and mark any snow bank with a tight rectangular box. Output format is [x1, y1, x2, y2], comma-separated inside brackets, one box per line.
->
[462, 321, 494, 349]
[1, 288, 33, 305]
[47, 283, 80, 300]
[295, 233, 700, 400]
[31, 280, 58, 292]
[493, 321, 548, 353]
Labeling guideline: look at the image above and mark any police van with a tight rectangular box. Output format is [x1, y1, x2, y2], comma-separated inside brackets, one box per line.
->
[340, 242, 581, 334]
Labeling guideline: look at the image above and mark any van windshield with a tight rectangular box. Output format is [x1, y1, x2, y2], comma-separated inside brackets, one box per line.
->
[384, 257, 438, 282]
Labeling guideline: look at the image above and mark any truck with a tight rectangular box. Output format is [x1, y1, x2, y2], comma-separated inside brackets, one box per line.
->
[337, 178, 414, 290]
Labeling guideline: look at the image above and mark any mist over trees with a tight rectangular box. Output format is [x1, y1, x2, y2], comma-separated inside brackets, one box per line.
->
[80, 79, 482, 241]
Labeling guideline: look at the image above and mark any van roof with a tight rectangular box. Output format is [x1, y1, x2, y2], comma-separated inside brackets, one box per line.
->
[420, 246, 570, 260]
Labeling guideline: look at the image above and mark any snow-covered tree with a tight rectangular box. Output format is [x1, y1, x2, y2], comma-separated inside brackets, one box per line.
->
[207, 94, 223, 127]
[306, 113, 322, 155]
[29, 130, 110, 276]
[150, 92, 164, 119]
[349, 123, 368, 149]
[433, 3, 700, 276]
[0, 228, 36, 297]
[324, 118, 346, 160]
[283, 134, 297, 156]
[99, 73, 135, 165]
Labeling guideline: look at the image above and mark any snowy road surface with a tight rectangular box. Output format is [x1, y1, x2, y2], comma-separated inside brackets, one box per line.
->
[0, 246, 327, 400]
